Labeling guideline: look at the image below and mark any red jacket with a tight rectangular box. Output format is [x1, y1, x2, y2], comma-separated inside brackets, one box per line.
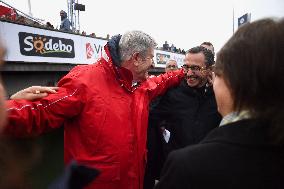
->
[5, 46, 184, 189]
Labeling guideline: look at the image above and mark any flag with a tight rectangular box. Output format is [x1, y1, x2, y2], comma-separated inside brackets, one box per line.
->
[238, 13, 251, 27]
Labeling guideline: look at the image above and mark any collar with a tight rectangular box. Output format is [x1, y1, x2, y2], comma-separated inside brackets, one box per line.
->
[219, 110, 251, 127]
[201, 119, 276, 147]
[102, 45, 139, 93]
[107, 34, 122, 67]
[180, 80, 213, 96]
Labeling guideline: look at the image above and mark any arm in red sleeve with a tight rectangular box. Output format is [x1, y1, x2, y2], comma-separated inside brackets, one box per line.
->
[146, 69, 185, 101]
[4, 69, 86, 138]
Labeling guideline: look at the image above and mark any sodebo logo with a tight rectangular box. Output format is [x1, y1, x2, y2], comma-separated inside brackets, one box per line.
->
[19, 32, 75, 58]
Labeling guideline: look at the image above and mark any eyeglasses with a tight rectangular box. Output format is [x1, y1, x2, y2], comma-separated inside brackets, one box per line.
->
[182, 64, 207, 73]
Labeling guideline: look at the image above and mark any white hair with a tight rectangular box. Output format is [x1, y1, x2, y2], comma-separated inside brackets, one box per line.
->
[119, 31, 157, 62]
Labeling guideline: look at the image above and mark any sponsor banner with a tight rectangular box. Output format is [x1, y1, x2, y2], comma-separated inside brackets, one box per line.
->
[154, 49, 185, 68]
[0, 21, 184, 66]
[19, 32, 75, 58]
[83, 39, 107, 64]
[0, 21, 107, 64]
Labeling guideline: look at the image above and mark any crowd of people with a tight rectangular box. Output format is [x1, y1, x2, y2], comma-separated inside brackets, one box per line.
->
[160, 41, 186, 54]
[0, 6, 110, 40]
[1, 5, 185, 54]
[0, 6, 284, 189]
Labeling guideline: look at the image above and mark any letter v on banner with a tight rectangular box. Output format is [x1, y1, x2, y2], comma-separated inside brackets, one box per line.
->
[238, 13, 251, 28]
[86, 43, 94, 59]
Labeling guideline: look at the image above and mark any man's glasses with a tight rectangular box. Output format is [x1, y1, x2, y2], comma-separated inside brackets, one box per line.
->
[182, 64, 207, 73]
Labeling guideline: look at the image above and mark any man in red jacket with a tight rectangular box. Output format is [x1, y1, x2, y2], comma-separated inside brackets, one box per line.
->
[4, 31, 184, 189]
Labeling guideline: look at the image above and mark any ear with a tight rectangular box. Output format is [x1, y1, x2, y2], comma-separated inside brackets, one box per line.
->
[202, 69, 210, 76]
[132, 52, 141, 66]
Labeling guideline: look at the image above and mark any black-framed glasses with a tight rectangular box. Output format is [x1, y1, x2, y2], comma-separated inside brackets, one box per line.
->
[182, 64, 207, 72]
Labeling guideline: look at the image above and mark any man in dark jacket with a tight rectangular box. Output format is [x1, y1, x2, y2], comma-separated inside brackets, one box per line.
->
[144, 60, 179, 189]
[151, 46, 221, 152]
[144, 47, 221, 188]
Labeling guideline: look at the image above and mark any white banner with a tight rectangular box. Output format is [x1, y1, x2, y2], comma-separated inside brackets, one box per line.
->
[0, 21, 184, 67]
[0, 21, 107, 64]
[154, 49, 185, 68]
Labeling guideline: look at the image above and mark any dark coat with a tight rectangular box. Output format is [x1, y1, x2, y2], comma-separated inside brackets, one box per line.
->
[144, 97, 168, 189]
[156, 119, 284, 189]
[151, 80, 221, 150]
[144, 81, 221, 189]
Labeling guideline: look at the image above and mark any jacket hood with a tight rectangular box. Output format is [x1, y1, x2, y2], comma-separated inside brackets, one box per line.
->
[106, 34, 122, 67]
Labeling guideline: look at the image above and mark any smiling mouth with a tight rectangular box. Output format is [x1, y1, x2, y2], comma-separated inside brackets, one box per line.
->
[187, 75, 199, 82]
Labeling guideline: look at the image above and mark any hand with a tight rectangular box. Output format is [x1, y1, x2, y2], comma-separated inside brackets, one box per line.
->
[10, 86, 59, 101]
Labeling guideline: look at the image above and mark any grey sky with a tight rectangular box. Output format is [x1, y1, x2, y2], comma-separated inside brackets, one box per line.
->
[2, 0, 284, 52]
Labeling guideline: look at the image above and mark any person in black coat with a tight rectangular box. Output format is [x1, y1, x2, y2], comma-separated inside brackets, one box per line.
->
[156, 17, 284, 189]
[151, 46, 221, 152]
[144, 46, 221, 189]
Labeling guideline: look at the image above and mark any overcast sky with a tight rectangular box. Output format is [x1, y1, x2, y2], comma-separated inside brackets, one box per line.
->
[2, 0, 284, 52]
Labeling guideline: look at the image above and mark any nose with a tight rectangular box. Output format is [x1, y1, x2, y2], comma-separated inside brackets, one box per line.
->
[186, 68, 195, 75]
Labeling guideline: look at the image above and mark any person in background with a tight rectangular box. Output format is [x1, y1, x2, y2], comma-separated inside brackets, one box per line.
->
[162, 41, 169, 51]
[165, 59, 178, 73]
[90, 33, 96, 37]
[16, 16, 26, 24]
[200, 41, 215, 56]
[156, 17, 284, 189]
[46, 22, 54, 29]
[3, 30, 184, 189]
[170, 44, 176, 52]
[59, 10, 71, 32]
